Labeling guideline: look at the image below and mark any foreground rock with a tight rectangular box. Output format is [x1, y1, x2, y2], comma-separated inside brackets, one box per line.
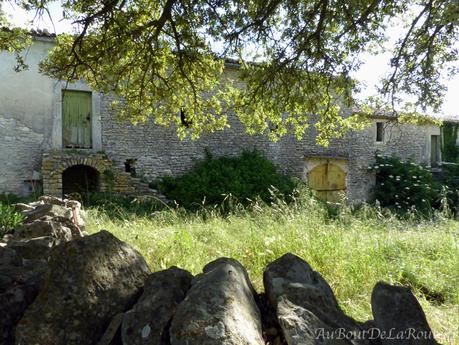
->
[0, 248, 47, 344]
[121, 267, 193, 345]
[371, 282, 439, 345]
[15, 230, 151, 345]
[170, 258, 264, 345]
[264, 253, 368, 345]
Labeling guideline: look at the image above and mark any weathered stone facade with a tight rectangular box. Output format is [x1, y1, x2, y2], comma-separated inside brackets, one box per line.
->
[346, 120, 440, 200]
[0, 37, 449, 201]
[100, 90, 349, 182]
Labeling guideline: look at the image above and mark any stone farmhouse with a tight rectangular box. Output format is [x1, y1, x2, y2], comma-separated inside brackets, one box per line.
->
[1, 32, 457, 202]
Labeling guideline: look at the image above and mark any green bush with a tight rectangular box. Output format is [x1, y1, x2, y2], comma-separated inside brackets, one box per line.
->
[0, 203, 24, 237]
[368, 155, 437, 216]
[155, 150, 296, 210]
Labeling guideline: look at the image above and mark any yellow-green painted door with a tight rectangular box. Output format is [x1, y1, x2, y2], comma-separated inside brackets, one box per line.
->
[62, 91, 92, 148]
[308, 162, 346, 202]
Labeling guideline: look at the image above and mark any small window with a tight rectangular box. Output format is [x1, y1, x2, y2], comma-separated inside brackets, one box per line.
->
[376, 122, 384, 142]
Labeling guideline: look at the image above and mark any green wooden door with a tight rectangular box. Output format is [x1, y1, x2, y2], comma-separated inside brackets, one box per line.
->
[62, 91, 92, 148]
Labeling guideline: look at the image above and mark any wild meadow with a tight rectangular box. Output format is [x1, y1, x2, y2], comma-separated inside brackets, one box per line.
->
[84, 193, 459, 343]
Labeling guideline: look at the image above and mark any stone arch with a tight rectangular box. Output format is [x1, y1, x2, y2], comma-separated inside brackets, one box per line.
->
[41, 153, 113, 197]
[62, 165, 100, 197]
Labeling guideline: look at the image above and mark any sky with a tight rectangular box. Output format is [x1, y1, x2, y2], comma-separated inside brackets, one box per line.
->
[3, 2, 458, 117]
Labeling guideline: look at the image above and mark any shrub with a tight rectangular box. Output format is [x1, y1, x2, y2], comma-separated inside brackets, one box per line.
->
[155, 150, 296, 210]
[368, 155, 437, 216]
[0, 203, 24, 237]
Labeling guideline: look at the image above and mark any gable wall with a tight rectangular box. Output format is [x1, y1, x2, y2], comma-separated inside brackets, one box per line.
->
[0, 40, 56, 195]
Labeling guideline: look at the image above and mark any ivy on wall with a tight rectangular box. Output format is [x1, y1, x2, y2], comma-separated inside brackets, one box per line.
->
[441, 123, 459, 163]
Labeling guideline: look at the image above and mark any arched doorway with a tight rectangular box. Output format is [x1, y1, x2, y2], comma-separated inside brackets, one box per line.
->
[308, 162, 346, 202]
[62, 165, 99, 197]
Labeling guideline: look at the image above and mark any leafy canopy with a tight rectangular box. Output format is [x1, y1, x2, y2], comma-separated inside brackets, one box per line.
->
[1, 0, 458, 145]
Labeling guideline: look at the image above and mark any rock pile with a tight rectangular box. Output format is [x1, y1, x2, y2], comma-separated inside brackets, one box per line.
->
[4, 195, 85, 254]
[0, 198, 441, 345]
[0, 196, 86, 343]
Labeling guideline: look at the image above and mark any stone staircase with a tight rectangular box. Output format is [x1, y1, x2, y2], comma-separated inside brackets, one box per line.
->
[119, 173, 171, 204]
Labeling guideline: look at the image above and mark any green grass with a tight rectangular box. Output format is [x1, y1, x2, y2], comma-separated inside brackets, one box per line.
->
[84, 195, 459, 343]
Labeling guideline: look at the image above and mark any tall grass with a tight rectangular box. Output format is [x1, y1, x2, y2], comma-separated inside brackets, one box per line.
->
[85, 192, 459, 343]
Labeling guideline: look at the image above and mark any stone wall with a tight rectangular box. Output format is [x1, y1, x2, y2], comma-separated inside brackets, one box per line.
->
[100, 89, 439, 201]
[99, 82, 349, 183]
[0, 39, 102, 196]
[0, 39, 55, 195]
[347, 120, 440, 201]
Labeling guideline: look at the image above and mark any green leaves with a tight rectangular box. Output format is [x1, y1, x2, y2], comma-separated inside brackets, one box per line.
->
[0, 203, 24, 236]
[155, 150, 296, 210]
[2, 0, 458, 142]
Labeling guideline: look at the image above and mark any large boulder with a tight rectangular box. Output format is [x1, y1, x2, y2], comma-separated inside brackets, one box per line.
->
[170, 258, 264, 345]
[121, 267, 193, 345]
[264, 253, 368, 345]
[15, 230, 151, 345]
[0, 246, 22, 267]
[0, 250, 47, 345]
[371, 282, 439, 345]
[97, 313, 125, 345]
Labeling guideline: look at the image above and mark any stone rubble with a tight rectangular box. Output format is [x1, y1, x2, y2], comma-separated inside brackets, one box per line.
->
[0, 196, 87, 345]
[0, 197, 444, 345]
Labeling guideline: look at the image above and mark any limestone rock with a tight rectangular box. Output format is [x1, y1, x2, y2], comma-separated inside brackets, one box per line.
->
[264, 253, 367, 345]
[15, 230, 151, 345]
[121, 267, 193, 345]
[13, 216, 82, 241]
[0, 259, 47, 345]
[0, 246, 22, 266]
[22, 203, 72, 223]
[7, 236, 58, 260]
[13, 203, 34, 213]
[38, 195, 68, 207]
[38, 196, 86, 229]
[170, 258, 264, 345]
[97, 313, 124, 345]
[371, 282, 439, 345]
